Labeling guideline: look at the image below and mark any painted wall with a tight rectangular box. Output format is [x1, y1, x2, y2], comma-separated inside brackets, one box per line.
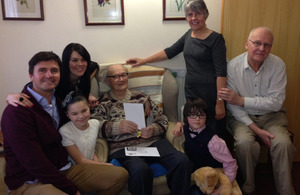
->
[0, 0, 222, 120]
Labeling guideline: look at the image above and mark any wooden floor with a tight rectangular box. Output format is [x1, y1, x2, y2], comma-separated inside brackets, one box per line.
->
[251, 162, 300, 195]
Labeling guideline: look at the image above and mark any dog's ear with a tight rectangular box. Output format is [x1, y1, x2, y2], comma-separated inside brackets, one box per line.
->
[192, 167, 219, 194]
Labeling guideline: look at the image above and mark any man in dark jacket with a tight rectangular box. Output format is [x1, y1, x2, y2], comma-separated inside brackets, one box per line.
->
[1, 51, 128, 195]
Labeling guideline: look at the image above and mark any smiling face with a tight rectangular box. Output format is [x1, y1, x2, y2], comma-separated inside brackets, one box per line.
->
[69, 51, 88, 81]
[29, 60, 60, 97]
[66, 100, 90, 130]
[106, 64, 128, 93]
[245, 27, 273, 67]
[186, 10, 207, 31]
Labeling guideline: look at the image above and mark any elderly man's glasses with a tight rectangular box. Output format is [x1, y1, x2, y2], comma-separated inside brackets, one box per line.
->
[188, 114, 206, 119]
[107, 73, 128, 81]
[248, 39, 272, 49]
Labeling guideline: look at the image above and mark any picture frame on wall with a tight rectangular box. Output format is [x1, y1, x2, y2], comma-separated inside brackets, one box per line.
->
[83, 0, 124, 25]
[163, 0, 186, 21]
[1, 0, 44, 21]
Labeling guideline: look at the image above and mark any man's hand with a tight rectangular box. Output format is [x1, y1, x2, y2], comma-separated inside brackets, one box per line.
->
[255, 129, 275, 148]
[120, 120, 138, 133]
[173, 122, 184, 136]
[249, 123, 275, 148]
[218, 88, 244, 106]
[140, 126, 155, 139]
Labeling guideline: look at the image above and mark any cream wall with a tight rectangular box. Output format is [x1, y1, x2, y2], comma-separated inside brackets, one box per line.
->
[0, 0, 222, 120]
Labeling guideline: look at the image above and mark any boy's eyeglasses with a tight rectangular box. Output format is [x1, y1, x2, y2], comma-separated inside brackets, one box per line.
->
[106, 73, 128, 81]
[188, 114, 206, 119]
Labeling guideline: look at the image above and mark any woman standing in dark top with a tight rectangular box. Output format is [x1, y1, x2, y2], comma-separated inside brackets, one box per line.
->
[126, 0, 227, 138]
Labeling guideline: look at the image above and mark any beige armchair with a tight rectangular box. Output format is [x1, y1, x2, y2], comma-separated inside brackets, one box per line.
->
[93, 64, 185, 195]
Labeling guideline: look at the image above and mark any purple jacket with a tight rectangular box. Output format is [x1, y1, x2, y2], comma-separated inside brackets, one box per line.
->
[1, 84, 78, 194]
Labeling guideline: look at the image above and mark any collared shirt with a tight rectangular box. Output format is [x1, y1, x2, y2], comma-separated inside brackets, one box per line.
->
[27, 84, 60, 129]
[226, 52, 286, 126]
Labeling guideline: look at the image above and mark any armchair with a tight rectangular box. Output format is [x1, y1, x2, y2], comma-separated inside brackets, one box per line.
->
[92, 64, 184, 195]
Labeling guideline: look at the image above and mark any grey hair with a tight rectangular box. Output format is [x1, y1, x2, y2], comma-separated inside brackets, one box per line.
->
[184, 0, 209, 19]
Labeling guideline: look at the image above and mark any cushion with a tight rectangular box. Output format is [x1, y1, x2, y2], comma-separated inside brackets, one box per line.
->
[98, 63, 165, 110]
[109, 159, 168, 178]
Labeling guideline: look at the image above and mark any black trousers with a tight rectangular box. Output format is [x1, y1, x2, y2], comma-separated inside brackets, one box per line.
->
[109, 138, 191, 195]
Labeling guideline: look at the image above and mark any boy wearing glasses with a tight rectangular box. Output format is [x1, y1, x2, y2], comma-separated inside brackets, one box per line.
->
[218, 27, 296, 195]
[174, 98, 237, 195]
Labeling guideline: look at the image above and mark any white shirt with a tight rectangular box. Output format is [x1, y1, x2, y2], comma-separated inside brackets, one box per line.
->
[226, 52, 287, 126]
[59, 119, 100, 164]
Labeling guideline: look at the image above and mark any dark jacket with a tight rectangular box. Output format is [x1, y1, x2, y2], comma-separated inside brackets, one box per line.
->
[1, 84, 77, 194]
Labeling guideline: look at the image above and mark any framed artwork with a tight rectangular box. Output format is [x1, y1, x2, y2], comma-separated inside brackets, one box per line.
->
[1, 0, 44, 21]
[163, 0, 186, 21]
[83, 0, 124, 25]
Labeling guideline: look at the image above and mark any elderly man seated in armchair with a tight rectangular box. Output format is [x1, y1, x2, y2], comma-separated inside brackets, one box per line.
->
[91, 64, 191, 195]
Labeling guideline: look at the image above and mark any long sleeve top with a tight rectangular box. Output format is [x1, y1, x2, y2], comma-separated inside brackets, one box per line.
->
[1, 84, 77, 194]
[226, 52, 287, 126]
[91, 89, 168, 155]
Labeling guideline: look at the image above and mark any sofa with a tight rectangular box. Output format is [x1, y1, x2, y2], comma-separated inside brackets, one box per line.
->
[0, 64, 184, 195]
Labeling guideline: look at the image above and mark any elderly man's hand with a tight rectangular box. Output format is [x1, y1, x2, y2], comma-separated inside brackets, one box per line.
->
[173, 122, 183, 136]
[140, 126, 155, 139]
[256, 129, 275, 148]
[218, 88, 244, 106]
[120, 120, 138, 133]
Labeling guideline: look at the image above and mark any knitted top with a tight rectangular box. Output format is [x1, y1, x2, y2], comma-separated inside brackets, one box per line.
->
[91, 89, 168, 154]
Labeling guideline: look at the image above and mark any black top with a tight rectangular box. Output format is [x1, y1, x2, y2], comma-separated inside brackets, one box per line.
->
[165, 30, 227, 115]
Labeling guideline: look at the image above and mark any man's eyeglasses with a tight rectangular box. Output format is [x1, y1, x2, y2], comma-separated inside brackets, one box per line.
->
[248, 39, 272, 49]
[188, 114, 206, 119]
[106, 73, 128, 80]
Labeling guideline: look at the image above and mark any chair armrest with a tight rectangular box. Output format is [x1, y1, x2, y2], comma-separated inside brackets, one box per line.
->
[166, 122, 185, 153]
[95, 138, 109, 163]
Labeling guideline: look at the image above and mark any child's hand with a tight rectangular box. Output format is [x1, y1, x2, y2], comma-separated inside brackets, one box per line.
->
[99, 162, 114, 166]
[173, 122, 184, 136]
[209, 186, 221, 195]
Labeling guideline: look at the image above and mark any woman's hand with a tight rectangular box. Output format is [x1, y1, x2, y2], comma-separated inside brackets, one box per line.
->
[126, 58, 144, 67]
[89, 94, 99, 108]
[173, 122, 184, 136]
[6, 93, 33, 108]
[215, 99, 225, 120]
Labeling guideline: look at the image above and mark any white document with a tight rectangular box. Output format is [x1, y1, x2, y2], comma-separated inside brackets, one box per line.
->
[123, 103, 146, 129]
[125, 147, 160, 157]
